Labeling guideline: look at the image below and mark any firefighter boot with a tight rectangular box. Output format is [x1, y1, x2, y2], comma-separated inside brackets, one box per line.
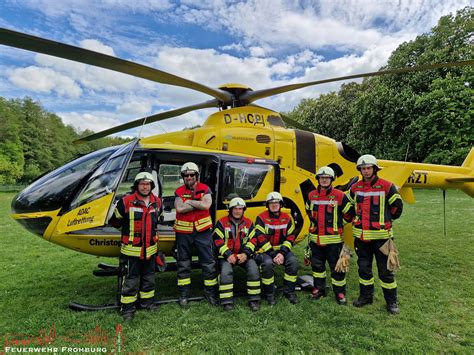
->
[178, 290, 189, 308]
[264, 284, 276, 305]
[353, 297, 373, 308]
[204, 286, 218, 306]
[387, 302, 400, 314]
[122, 312, 134, 322]
[310, 287, 326, 300]
[284, 292, 299, 304]
[283, 279, 298, 304]
[335, 293, 347, 305]
[121, 303, 136, 322]
[249, 301, 260, 312]
[223, 303, 234, 312]
[140, 298, 159, 311]
[266, 293, 277, 306]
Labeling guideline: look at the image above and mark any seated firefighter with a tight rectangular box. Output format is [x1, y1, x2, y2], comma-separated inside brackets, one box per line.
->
[255, 192, 299, 305]
[110, 172, 162, 321]
[213, 197, 261, 311]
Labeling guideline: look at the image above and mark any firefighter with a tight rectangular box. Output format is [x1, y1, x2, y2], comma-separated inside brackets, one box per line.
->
[110, 172, 162, 321]
[347, 154, 403, 314]
[174, 162, 218, 307]
[213, 197, 261, 311]
[255, 192, 298, 305]
[305, 166, 352, 305]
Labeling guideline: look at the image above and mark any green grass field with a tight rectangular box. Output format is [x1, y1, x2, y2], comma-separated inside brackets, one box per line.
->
[1, 190, 473, 353]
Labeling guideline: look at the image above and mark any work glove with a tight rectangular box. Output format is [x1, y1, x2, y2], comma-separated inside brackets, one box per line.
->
[304, 244, 311, 266]
[155, 251, 167, 272]
[334, 244, 351, 273]
[379, 239, 400, 272]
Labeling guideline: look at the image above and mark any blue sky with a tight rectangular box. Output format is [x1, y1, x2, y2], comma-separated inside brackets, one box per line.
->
[0, 0, 471, 137]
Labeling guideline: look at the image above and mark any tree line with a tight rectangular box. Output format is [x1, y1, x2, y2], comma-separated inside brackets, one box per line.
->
[0, 97, 129, 184]
[287, 7, 473, 166]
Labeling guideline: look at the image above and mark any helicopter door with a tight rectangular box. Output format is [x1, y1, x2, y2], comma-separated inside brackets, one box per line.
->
[52, 140, 138, 235]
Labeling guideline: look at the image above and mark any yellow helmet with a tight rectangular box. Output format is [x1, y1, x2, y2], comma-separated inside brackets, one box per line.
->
[181, 162, 199, 175]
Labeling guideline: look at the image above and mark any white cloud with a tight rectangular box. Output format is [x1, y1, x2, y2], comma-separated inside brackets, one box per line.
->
[2, 0, 470, 135]
[116, 98, 154, 116]
[58, 111, 123, 133]
[8, 66, 82, 97]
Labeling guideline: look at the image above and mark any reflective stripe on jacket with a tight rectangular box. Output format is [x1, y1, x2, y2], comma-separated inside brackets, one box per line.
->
[111, 191, 162, 259]
[305, 186, 351, 246]
[347, 176, 403, 241]
[174, 182, 213, 233]
[254, 210, 295, 257]
[213, 216, 256, 259]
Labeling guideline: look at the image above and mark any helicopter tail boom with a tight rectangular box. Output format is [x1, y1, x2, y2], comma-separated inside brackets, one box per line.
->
[379, 148, 474, 197]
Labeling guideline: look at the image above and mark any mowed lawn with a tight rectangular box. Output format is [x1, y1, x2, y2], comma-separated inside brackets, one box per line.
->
[0, 189, 473, 353]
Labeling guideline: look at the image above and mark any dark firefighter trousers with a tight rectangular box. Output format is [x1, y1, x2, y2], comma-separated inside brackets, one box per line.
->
[176, 229, 218, 297]
[311, 242, 346, 295]
[260, 251, 298, 296]
[354, 238, 397, 304]
[120, 255, 156, 316]
[218, 258, 261, 305]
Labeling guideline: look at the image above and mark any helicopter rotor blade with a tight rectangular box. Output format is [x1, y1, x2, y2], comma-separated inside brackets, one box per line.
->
[74, 99, 220, 144]
[0, 28, 232, 103]
[240, 60, 474, 104]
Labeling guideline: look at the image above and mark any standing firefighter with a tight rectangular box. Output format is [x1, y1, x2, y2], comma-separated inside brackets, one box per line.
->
[111, 172, 162, 321]
[213, 197, 261, 311]
[255, 192, 299, 305]
[174, 162, 218, 307]
[305, 166, 352, 305]
[347, 154, 403, 314]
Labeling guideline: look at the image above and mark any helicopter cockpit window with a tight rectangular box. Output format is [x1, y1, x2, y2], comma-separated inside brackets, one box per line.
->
[222, 162, 274, 201]
[69, 142, 136, 210]
[12, 146, 119, 214]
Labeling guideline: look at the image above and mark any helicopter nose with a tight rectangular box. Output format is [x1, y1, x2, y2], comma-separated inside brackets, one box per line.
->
[11, 190, 54, 238]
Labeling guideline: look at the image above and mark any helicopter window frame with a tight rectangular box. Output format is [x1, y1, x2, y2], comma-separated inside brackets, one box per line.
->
[220, 161, 277, 203]
[67, 141, 138, 211]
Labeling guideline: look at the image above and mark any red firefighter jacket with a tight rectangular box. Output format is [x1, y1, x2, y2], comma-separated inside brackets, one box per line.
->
[111, 191, 162, 259]
[347, 176, 403, 241]
[305, 186, 352, 246]
[213, 215, 257, 259]
[254, 210, 296, 257]
[174, 182, 213, 233]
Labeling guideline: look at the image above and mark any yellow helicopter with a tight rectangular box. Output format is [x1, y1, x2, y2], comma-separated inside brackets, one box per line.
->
[3, 28, 474, 261]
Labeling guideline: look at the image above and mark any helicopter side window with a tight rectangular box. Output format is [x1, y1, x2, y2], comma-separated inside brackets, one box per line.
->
[159, 164, 183, 198]
[12, 146, 119, 214]
[69, 153, 129, 210]
[222, 162, 275, 201]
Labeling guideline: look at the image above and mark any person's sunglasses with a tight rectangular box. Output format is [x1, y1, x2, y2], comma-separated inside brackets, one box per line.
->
[183, 173, 196, 178]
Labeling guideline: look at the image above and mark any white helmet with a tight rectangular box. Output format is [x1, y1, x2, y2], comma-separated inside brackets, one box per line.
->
[266, 191, 283, 203]
[134, 172, 156, 189]
[228, 197, 246, 210]
[316, 166, 335, 179]
[181, 162, 199, 175]
[356, 154, 379, 171]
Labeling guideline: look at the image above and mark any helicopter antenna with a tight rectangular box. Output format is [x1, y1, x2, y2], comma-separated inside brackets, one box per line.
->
[138, 116, 148, 139]
[442, 189, 447, 238]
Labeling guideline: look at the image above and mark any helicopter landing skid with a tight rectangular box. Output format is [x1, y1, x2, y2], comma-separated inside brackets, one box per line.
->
[69, 260, 207, 311]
